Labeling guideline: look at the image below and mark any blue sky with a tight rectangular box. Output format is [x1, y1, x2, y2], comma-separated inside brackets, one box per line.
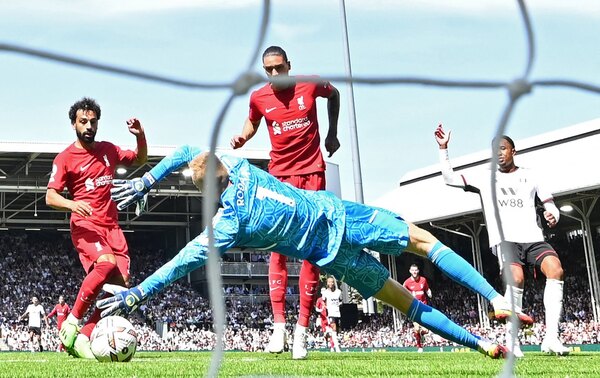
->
[1, 0, 599, 203]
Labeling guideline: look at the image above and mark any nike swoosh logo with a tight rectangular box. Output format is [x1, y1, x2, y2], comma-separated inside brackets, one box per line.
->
[265, 107, 277, 113]
[80, 163, 92, 171]
[270, 287, 281, 292]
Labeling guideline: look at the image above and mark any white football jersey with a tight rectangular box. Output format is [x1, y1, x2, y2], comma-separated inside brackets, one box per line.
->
[464, 167, 552, 246]
[26, 304, 45, 327]
[322, 288, 341, 318]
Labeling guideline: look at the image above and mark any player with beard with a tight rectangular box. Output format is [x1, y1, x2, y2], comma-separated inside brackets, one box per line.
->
[46, 97, 147, 358]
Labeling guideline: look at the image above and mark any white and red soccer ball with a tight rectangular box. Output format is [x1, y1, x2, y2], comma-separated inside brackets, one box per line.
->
[90, 316, 138, 362]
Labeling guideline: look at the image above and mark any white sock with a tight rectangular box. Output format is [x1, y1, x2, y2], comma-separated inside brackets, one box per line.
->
[332, 331, 340, 347]
[66, 313, 82, 326]
[544, 279, 564, 340]
[490, 295, 506, 309]
[505, 285, 524, 313]
[273, 322, 285, 331]
[505, 320, 521, 351]
[295, 324, 307, 334]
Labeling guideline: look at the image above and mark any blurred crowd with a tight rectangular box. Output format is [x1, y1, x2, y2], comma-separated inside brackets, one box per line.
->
[0, 231, 598, 353]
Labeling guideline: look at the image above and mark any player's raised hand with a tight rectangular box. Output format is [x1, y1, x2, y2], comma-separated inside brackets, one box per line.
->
[126, 118, 145, 137]
[325, 135, 340, 158]
[230, 135, 247, 149]
[434, 124, 451, 149]
[97, 284, 147, 318]
[111, 173, 154, 211]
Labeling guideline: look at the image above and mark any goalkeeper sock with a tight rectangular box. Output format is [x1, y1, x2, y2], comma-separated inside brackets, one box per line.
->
[72, 261, 118, 319]
[428, 242, 498, 302]
[407, 298, 479, 351]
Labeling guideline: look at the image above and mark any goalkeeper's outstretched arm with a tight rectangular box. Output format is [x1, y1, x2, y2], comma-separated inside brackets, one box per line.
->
[111, 145, 206, 211]
[148, 145, 205, 183]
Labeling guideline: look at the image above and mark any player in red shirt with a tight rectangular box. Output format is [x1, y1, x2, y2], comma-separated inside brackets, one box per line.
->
[45, 295, 71, 351]
[46, 97, 147, 358]
[230, 46, 340, 359]
[403, 264, 432, 352]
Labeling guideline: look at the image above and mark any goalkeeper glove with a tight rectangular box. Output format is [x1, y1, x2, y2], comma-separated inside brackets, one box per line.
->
[111, 172, 155, 212]
[96, 284, 147, 318]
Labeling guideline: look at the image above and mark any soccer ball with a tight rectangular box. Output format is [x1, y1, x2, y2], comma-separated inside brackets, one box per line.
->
[90, 316, 138, 362]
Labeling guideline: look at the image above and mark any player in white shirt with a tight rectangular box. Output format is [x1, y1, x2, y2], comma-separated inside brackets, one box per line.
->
[435, 124, 569, 357]
[321, 276, 342, 352]
[18, 296, 49, 352]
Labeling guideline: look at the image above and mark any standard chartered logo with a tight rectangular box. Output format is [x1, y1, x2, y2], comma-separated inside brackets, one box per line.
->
[271, 117, 310, 136]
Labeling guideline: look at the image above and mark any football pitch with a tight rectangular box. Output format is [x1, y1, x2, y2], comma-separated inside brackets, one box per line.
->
[1, 350, 599, 377]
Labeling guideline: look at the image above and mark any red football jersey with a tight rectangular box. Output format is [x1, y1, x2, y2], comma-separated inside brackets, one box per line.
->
[48, 141, 137, 226]
[248, 76, 334, 177]
[48, 303, 70, 324]
[403, 276, 430, 304]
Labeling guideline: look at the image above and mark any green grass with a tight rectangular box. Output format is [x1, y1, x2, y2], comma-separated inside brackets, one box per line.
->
[0, 350, 599, 377]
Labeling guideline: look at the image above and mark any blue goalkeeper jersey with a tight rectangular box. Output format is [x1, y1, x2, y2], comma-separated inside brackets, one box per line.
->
[139, 145, 345, 297]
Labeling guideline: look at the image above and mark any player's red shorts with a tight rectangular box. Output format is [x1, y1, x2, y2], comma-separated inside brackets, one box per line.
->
[70, 219, 130, 277]
[276, 171, 326, 191]
[272, 172, 325, 267]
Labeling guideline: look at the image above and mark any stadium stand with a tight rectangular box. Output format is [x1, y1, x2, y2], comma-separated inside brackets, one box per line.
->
[0, 230, 598, 352]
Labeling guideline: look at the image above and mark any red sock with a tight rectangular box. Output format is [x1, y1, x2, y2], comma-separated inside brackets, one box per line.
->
[298, 260, 320, 327]
[80, 308, 102, 338]
[71, 261, 117, 319]
[269, 252, 288, 323]
[80, 293, 111, 338]
[414, 332, 422, 348]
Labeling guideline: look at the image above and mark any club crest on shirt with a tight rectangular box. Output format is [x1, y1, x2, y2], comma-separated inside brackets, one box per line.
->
[272, 121, 282, 135]
[85, 178, 95, 191]
[297, 96, 306, 110]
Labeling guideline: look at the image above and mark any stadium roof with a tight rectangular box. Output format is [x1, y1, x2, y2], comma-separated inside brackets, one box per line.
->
[0, 141, 270, 230]
[372, 118, 600, 229]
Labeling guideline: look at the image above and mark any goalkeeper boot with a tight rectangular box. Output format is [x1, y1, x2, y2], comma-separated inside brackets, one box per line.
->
[59, 316, 82, 353]
[491, 297, 534, 326]
[477, 339, 508, 359]
[72, 334, 95, 360]
[292, 326, 308, 360]
[267, 324, 288, 354]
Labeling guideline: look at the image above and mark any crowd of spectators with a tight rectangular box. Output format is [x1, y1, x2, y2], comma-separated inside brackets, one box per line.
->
[0, 231, 599, 353]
